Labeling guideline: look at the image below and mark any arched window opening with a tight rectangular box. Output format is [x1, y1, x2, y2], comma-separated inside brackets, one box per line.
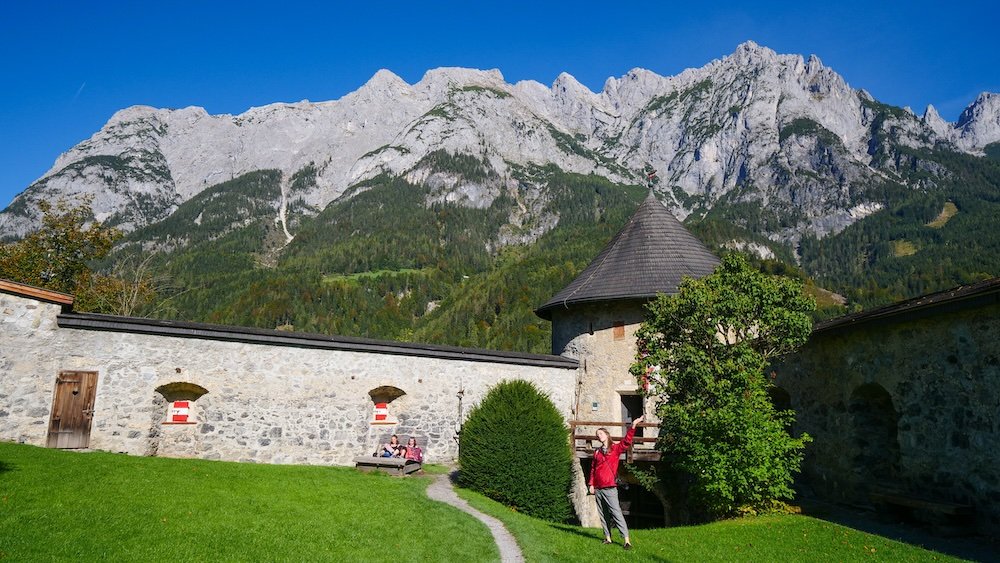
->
[368, 386, 406, 425]
[768, 386, 794, 434]
[849, 383, 900, 484]
[768, 386, 792, 412]
[155, 382, 209, 425]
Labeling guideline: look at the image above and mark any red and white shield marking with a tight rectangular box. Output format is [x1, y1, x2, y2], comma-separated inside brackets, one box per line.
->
[169, 400, 190, 423]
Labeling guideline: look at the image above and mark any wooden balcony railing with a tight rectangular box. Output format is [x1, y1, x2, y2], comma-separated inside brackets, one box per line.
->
[569, 420, 661, 462]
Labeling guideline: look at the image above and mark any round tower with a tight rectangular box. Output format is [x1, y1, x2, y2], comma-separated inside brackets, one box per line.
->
[536, 192, 719, 526]
[536, 191, 720, 424]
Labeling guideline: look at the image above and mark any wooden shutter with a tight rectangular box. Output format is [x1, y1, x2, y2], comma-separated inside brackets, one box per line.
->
[613, 321, 625, 340]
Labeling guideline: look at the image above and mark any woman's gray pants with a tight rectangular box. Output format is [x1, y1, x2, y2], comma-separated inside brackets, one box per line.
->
[595, 487, 629, 540]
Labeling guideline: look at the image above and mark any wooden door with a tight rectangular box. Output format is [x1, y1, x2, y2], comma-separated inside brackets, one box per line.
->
[46, 371, 98, 449]
[621, 394, 643, 437]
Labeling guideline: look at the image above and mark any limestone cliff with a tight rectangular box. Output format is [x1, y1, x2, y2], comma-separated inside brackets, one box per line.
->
[2, 42, 998, 249]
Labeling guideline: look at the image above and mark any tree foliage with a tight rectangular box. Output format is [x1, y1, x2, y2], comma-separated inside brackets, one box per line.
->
[0, 200, 120, 294]
[79, 251, 168, 316]
[458, 380, 573, 522]
[0, 199, 167, 315]
[631, 253, 814, 519]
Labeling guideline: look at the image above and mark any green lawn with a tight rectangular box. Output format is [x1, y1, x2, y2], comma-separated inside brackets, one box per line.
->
[0, 443, 496, 561]
[0, 442, 965, 562]
[456, 488, 963, 562]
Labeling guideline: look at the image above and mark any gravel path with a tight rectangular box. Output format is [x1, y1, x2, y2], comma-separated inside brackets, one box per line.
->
[425, 472, 525, 563]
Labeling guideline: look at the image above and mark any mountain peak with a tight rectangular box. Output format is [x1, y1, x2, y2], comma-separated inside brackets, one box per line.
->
[552, 72, 595, 96]
[805, 53, 825, 73]
[729, 40, 778, 62]
[419, 67, 505, 87]
[107, 105, 161, 124]
[921, 104, 951, 138]
[957, 92, 999, 126]
[735, 39, 763, 53]
[954, 92, 1000, 150]
[359, 69, 410, 91]
[345, 69, 413, 104]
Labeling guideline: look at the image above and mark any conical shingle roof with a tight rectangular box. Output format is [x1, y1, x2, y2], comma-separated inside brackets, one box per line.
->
[536, 192, 719, 320]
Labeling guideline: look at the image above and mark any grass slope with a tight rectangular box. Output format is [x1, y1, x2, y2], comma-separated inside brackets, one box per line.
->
[455, 488, 960, 562]
[0, 443, 496, 561]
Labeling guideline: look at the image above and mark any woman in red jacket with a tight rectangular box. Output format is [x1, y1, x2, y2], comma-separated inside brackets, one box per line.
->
[589, 414, 644, 549]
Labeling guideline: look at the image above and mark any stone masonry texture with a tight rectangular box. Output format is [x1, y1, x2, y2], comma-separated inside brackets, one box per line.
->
[775, 298, 1000, 538]
[0, 292, 575, 467]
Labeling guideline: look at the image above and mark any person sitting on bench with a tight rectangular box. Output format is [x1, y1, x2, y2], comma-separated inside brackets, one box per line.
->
[403, 437, 423, 462]
[380, 435, 403, 457]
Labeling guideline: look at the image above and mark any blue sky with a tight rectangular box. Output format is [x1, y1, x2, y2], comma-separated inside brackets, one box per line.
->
[1, 0, 998, 208]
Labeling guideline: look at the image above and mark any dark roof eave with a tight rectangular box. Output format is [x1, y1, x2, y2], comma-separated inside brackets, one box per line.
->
[56, 312, 579, 369]
[814, 277, 1000, 334]
[535, 293, 670, 320]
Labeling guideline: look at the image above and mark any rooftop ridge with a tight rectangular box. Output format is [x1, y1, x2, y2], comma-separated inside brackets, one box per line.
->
[535, 193, 719, 319]
[57, 311, 578, 369]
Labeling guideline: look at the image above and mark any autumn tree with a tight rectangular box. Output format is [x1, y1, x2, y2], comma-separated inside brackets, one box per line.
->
[0, 200, 119, 293]
[631, 253, 814, 519]
[77, 251, 166, 316]
[0, 199, 166, 315]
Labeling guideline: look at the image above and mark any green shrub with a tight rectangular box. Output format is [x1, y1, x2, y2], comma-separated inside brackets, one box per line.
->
[458, 380, 573, 522]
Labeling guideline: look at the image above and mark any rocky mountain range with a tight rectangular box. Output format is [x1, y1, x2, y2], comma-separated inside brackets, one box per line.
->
[3, 41, 999, 250]
[3, 41, 1000, 353]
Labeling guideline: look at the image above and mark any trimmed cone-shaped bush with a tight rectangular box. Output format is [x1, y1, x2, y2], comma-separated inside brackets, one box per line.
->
[458, 379, 573, 522]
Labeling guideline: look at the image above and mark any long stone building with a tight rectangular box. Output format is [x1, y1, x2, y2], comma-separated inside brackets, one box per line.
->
[2, 192, 998, 537]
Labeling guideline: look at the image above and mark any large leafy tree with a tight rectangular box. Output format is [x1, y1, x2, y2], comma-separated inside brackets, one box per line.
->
[0, 200, 119, 294]
[631, 253, 814, 519]
[0, 200, 162, 314]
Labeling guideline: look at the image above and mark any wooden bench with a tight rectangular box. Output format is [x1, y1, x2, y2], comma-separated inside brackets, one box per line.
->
[869, 487, 974, 535]
[354, 434, 428, 476]
[869, 490, 974, 516]
[354, 455, 422, 476]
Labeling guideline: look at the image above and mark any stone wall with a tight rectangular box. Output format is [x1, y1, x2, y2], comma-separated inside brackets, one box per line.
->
[1, 291, 577, 467]
[775, 296, 1000, 537]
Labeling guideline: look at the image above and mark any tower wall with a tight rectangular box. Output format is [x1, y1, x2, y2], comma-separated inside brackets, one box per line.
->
[551, 300, 651, 528]
[552, 301, 647, 425]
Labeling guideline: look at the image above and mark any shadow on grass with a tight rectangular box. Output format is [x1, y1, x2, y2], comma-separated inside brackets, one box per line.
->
[798, 498, 999, 562]
[0, 460, 12, 474]
[542, 522, 676, 562]
[545, 521, 601, 539]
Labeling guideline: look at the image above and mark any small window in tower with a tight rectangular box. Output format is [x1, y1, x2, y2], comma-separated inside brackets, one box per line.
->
[613, 321, 625, 340]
